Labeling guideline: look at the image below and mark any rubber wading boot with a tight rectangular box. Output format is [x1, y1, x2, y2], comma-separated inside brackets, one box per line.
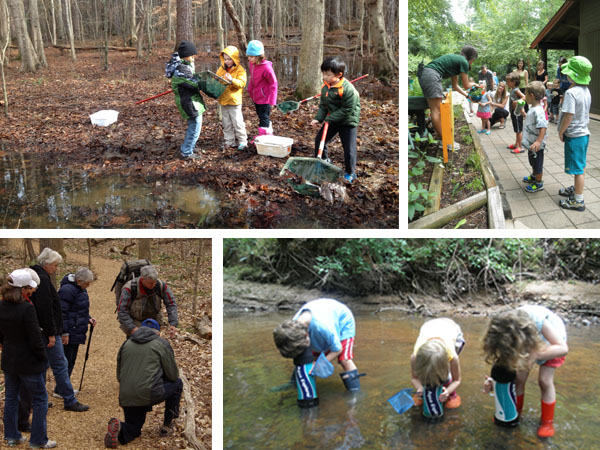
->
[294, 348, 318, 408]
[340, 369, 365, 391]
[538, 401, 556, 438]
[516, 394, 525, 415]
[445, 394, 461, 409]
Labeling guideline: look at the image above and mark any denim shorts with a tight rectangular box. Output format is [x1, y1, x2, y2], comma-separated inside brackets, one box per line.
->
[564, 135, 589, 175]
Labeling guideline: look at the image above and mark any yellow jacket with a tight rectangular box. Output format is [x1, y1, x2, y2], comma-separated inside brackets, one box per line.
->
[216, 46, 246, 106]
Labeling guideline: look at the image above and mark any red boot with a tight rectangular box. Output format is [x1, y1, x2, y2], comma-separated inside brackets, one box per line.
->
[516, 394, 524, 415]
[538, 401, 556, 438]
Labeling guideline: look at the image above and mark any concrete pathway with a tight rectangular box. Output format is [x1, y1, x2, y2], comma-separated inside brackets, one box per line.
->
[460, 95, 600, 228]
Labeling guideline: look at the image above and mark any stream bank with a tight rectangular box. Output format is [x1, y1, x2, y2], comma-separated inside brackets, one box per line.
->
[223, 278, 600, 326]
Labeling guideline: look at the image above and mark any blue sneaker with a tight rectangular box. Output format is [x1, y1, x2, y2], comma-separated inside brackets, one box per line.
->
[343, 173, 357, 184]
[525, 182, 544, 193]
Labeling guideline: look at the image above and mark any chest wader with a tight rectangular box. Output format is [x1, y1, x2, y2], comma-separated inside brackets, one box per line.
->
[293, 347, 318, 408]
[491, 365, 519, 427]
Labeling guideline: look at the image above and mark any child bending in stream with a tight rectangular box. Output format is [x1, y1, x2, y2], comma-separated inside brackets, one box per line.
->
[410, 318, 465, 410]
[483, 305, 568, 438]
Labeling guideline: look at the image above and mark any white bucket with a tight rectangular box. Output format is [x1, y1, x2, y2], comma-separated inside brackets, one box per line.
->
[89, 110, 119, 127]
[255, 135, 294, 158]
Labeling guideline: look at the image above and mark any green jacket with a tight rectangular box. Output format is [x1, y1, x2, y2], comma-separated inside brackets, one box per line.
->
[117, 326, 179, 407]
[315, 77, 361, 127]
[171, 60, 206, 120]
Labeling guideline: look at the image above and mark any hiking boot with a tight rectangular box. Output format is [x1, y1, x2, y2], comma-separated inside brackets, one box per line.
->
[104, 418, 120, 448]
[525, 182, 544, 193]
[6, 437, 27, 447]
[64, 401, 89, 412]
[179, 153, 201, 160]
[29, 440, 57, 449]
[52, 389, 78, 398]
[560, 195, 585, 212]
[522, 174, 535, 183]
[558, 185, 575, 197]
[445, 394, 461, 409]
[159, 423, 174, 437]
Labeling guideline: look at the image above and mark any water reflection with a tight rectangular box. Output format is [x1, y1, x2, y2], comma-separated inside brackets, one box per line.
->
[0, 148, 219, 228]
[224, 312, 600, 449]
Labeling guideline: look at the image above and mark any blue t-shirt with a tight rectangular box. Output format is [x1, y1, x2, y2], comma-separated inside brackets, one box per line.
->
[478, 92, 493, 113]
[293, 298, 355, 353]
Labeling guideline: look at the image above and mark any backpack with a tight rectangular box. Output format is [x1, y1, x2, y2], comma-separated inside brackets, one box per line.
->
[111, 259, 155, 312]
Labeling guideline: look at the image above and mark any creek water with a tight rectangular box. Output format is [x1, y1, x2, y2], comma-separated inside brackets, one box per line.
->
[223, 312, 600, 449]
[0, 148, 219, 228]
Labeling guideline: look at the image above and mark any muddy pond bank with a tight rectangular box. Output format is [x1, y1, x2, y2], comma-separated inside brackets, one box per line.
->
[223, 279, 600, 326]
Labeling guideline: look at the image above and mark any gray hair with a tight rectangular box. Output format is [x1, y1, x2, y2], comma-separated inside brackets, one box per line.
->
[74, 267, 94, 283]
[140, 265, 158, 280]
[37, 248, 63, 266]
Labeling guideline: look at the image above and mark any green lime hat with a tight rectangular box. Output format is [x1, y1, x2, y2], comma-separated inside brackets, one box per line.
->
[561, 56, 592, 85]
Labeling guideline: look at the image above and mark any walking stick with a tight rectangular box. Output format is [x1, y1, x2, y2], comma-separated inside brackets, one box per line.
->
[78, 323, 95, 392]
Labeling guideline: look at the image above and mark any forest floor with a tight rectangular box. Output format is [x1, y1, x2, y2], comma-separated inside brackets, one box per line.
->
[0, 41, 399, 228]
[0, 239, 212, 449]
[224, 278, 600, 326]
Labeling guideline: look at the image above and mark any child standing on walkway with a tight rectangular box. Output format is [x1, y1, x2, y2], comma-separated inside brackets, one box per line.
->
[506, 71, 526, 154]
[166, 40, 205, 160]
[246, 40, 278, 138]
[520, 81, 548, 193]
[410, 318, 465, 410]
[483, 305, 568, 438]
[216, 46, 248, 151]
[549, 79, 562, 123]
[476, 83, 493, 135]
[557, 56, 593, 212]
[311, 57, 361, 183]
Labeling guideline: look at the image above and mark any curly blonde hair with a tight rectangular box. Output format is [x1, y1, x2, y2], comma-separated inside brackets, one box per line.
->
[415, 339, 449, 387]
[483, 309, 543, 371]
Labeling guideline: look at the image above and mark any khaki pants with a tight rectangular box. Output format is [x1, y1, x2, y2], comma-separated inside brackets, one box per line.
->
[221, 104, 247, 147]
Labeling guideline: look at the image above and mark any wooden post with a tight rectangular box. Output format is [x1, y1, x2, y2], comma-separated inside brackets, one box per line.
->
[440, 89, 454, 163]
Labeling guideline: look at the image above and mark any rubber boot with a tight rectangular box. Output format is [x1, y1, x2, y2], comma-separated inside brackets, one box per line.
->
[490, 366, 519, 427]
[538, 401, 555, 438]
[340, 369, 363, 391]
[516, 394, 525, 415]
[445, 393, 461, 409]
[413, 393, 423, 406]
[422, 385, 444, 422]
[294, 348, 318, 408]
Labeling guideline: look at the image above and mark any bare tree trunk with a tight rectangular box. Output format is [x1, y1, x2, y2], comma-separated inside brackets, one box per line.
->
[55, 0, 64, 42]
[0, 0, 9, 115]
[250, 0, 260, 40]
[7, 0, 38, 72]
[48, 0, 56, 44]
[87, 238, 92, 268]
[29, 0, 47, 67]
[24, 239, 36, 264]
[64, 0, 76, 61]
[176, 0, 193, 45]
[327, 0, 340, 31]
[215, 0, 224, 51]
[223, 0, 248, 64]
[102, 0, 108, 69]
[296, 0, 324, 98]
[129, 0, 137, 45]
[274, 0, 282, 41]
[366, 0, 397, 78]
[192, 240, 202, 319]
[137, 239, 152, 260]
[167, 0, 172, 42]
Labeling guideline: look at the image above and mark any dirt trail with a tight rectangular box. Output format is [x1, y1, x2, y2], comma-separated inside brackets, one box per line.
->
[29, 248, 182, 449]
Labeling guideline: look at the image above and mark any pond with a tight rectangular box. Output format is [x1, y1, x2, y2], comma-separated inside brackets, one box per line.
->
[223, 311, 600, 449]
[0, 147, 219, 228]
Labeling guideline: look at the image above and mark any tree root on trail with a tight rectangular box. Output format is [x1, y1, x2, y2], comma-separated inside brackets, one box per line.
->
[181, 370, 207, 450]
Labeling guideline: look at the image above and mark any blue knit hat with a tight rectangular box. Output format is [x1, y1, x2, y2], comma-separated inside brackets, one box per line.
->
[141, 318, 160, 331]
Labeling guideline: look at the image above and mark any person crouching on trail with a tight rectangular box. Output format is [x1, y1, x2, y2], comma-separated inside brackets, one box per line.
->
[166, 40, 205, 160]
[273, 298, 362, 392]
[117, 265, 178, 338]
[104, 319, 183, 448]
[410, 318, 465, 411]
[216, 45, 248, 151]
[310, 57, 361, 184]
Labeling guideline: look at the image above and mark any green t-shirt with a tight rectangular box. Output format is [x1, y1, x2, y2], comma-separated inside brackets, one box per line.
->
[425, 54, 470, 79]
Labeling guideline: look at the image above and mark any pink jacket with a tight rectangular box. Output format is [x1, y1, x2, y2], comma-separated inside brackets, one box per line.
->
[247, 60, 278, 105]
